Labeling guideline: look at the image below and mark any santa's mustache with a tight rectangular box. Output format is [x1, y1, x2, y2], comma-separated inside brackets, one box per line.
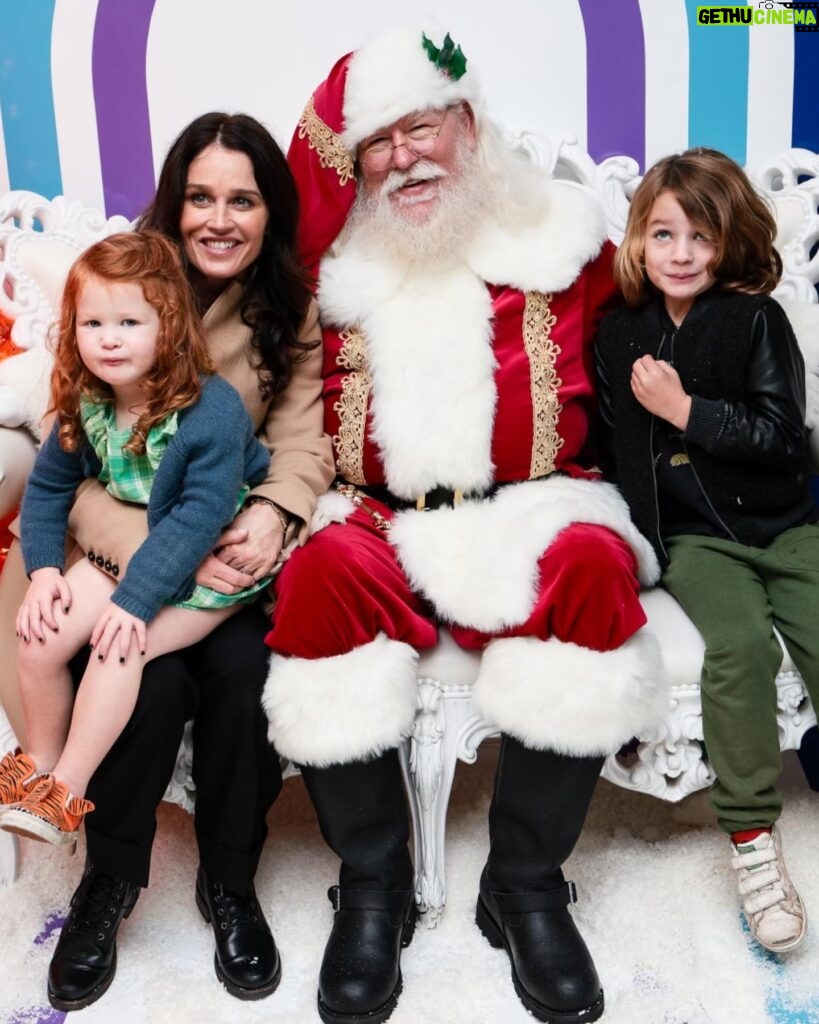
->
[380, 161, 447, 197]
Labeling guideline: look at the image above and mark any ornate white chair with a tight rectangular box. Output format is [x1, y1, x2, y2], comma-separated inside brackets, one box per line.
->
[1, 146, 818, 919]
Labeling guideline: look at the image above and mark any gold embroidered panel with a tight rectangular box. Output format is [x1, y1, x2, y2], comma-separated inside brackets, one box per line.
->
[523, 292, 564, 479]
[297, 97, 355, 187]
[332, 326, 371, 485]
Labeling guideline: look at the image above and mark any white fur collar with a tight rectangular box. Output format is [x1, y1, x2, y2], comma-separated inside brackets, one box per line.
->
[316, 178, 607, 497]
[318, 175, 607, 325]
[466, 178, 607, 294]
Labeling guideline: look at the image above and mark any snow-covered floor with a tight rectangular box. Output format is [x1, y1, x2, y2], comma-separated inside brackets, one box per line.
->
[2, 747, 817, 1024]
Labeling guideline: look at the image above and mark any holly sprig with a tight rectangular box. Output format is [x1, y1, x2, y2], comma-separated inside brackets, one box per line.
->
[422, 32, 467, 81]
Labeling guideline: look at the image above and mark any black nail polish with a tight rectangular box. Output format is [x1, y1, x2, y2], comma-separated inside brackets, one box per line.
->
[98, 654, 104, 661]
[119, 657, 125, 664]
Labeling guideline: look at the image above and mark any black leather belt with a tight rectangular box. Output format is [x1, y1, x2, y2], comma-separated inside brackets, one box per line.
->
[354, 483, 499, 511]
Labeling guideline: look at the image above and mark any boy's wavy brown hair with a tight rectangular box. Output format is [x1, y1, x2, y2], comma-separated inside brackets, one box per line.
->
[614, 147, 782, 306]
[50, 230, 213, 455]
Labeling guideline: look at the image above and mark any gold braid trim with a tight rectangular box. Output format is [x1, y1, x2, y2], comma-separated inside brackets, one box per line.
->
[523, 292, 564, 478]
[297, 96, 355, 186]
[332, 327, 371, 485]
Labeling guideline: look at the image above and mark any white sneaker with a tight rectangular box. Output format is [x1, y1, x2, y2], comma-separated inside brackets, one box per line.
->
[731, 826, 807, 953]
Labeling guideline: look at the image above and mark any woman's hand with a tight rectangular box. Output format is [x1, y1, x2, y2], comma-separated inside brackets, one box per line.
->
[90, 602, 147, 663]
[194, 502, 286, 594]
[631, 355, 692, 430]
[16, 567, 72, 644]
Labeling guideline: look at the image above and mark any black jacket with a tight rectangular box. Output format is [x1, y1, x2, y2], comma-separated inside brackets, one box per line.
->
[596, 291, 816, 562]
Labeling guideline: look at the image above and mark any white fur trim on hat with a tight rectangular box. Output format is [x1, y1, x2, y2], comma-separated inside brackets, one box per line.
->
[342, 28, 483, 150]
[262, 633, 419, 767]
[472, 629, 667, 756]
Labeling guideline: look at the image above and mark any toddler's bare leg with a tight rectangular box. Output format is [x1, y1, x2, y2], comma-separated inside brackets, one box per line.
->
[55, 603, 238, 796]
[17, 560, 115, 773]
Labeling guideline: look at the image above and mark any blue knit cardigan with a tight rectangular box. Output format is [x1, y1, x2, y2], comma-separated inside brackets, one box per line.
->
[21, 374, 270, 623]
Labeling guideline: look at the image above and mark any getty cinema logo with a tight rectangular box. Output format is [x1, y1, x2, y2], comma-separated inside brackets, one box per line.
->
[696, 2, 818, 27]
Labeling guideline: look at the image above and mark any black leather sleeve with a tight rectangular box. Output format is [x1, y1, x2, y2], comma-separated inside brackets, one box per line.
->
[684, 302, 807, 466]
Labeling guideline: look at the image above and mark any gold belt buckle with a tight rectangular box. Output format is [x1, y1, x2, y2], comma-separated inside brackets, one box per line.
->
[415, 489, 464, 511]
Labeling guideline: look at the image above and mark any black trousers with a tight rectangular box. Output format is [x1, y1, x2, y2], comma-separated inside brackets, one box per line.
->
[80, 605, 282, 892]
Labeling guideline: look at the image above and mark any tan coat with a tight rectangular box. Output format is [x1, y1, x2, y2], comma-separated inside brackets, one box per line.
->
[201, 283, 334, 530]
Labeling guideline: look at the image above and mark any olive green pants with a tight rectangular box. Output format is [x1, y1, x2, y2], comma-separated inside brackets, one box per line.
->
[663, 524, 819, 833]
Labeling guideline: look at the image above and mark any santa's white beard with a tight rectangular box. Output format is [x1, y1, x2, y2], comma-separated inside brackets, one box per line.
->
[346, 145, 496, 270]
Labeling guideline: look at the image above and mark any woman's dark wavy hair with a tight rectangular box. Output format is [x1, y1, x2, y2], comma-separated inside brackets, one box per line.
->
[138, 112, 315, 399]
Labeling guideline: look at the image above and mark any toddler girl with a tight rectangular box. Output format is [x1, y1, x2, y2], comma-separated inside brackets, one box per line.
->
[0, 231, 270, 845]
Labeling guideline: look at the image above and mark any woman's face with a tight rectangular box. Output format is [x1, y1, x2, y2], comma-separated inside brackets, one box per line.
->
[179, 143, 269, 292]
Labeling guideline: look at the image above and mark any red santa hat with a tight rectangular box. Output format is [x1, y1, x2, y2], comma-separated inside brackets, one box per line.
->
[287, 27, 481, 275]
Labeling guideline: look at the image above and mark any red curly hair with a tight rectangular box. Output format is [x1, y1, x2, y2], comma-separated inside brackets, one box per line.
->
[51, 231, 213, 455]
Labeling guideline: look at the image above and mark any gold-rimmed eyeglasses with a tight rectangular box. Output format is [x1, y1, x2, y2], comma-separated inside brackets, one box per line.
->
[358, 108, 454, 173]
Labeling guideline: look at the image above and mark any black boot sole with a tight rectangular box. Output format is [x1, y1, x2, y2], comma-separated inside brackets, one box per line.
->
[195, 884, 282, 1000]
[316, 908, 417, 1024]
[48, 949, 118, 1012]
[476, 896, 604, 1024]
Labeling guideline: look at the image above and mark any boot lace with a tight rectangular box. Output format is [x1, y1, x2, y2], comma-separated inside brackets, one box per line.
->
[68, 871, 133, 944]
[209, 883, 264, 932]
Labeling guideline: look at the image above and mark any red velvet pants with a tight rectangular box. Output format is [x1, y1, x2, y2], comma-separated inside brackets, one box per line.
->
[266, 505, 646, 659]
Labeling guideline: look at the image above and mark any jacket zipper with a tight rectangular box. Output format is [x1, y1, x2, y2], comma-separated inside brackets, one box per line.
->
[668, 331, 739, 544]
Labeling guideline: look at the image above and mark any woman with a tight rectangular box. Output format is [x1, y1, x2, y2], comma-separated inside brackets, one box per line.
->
[0, 113, 334, 1009]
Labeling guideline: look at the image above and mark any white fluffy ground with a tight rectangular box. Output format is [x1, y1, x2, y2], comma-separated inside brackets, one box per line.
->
[1, 748, 817, 1024]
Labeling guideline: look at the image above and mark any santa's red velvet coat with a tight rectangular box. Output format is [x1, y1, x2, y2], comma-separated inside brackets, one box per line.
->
[263, 174, 666, 769]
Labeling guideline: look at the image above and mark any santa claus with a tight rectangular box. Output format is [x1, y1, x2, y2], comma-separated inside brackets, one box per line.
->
[263, 27, 666, 1024]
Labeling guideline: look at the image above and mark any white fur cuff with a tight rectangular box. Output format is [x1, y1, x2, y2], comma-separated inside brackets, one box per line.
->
[262, 633, 419, 767]
[308, 489, 357, 535]
[472, 629, 667, 756]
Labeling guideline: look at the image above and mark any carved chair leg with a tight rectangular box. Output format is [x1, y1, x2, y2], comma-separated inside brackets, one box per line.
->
[401, 679, 460, 926]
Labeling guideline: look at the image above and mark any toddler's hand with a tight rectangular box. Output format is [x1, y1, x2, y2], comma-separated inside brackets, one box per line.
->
[16, 568, 72, 644]
[91, 602, 147, 664]
[631, 355, 692, 430]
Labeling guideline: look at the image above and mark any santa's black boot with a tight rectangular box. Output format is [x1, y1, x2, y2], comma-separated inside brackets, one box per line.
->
[301, 749, 416, 1024]
[475, 735, 605, 1023]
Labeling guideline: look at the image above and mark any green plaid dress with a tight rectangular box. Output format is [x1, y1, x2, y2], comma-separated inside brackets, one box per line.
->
[81, 398, 271, 610]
